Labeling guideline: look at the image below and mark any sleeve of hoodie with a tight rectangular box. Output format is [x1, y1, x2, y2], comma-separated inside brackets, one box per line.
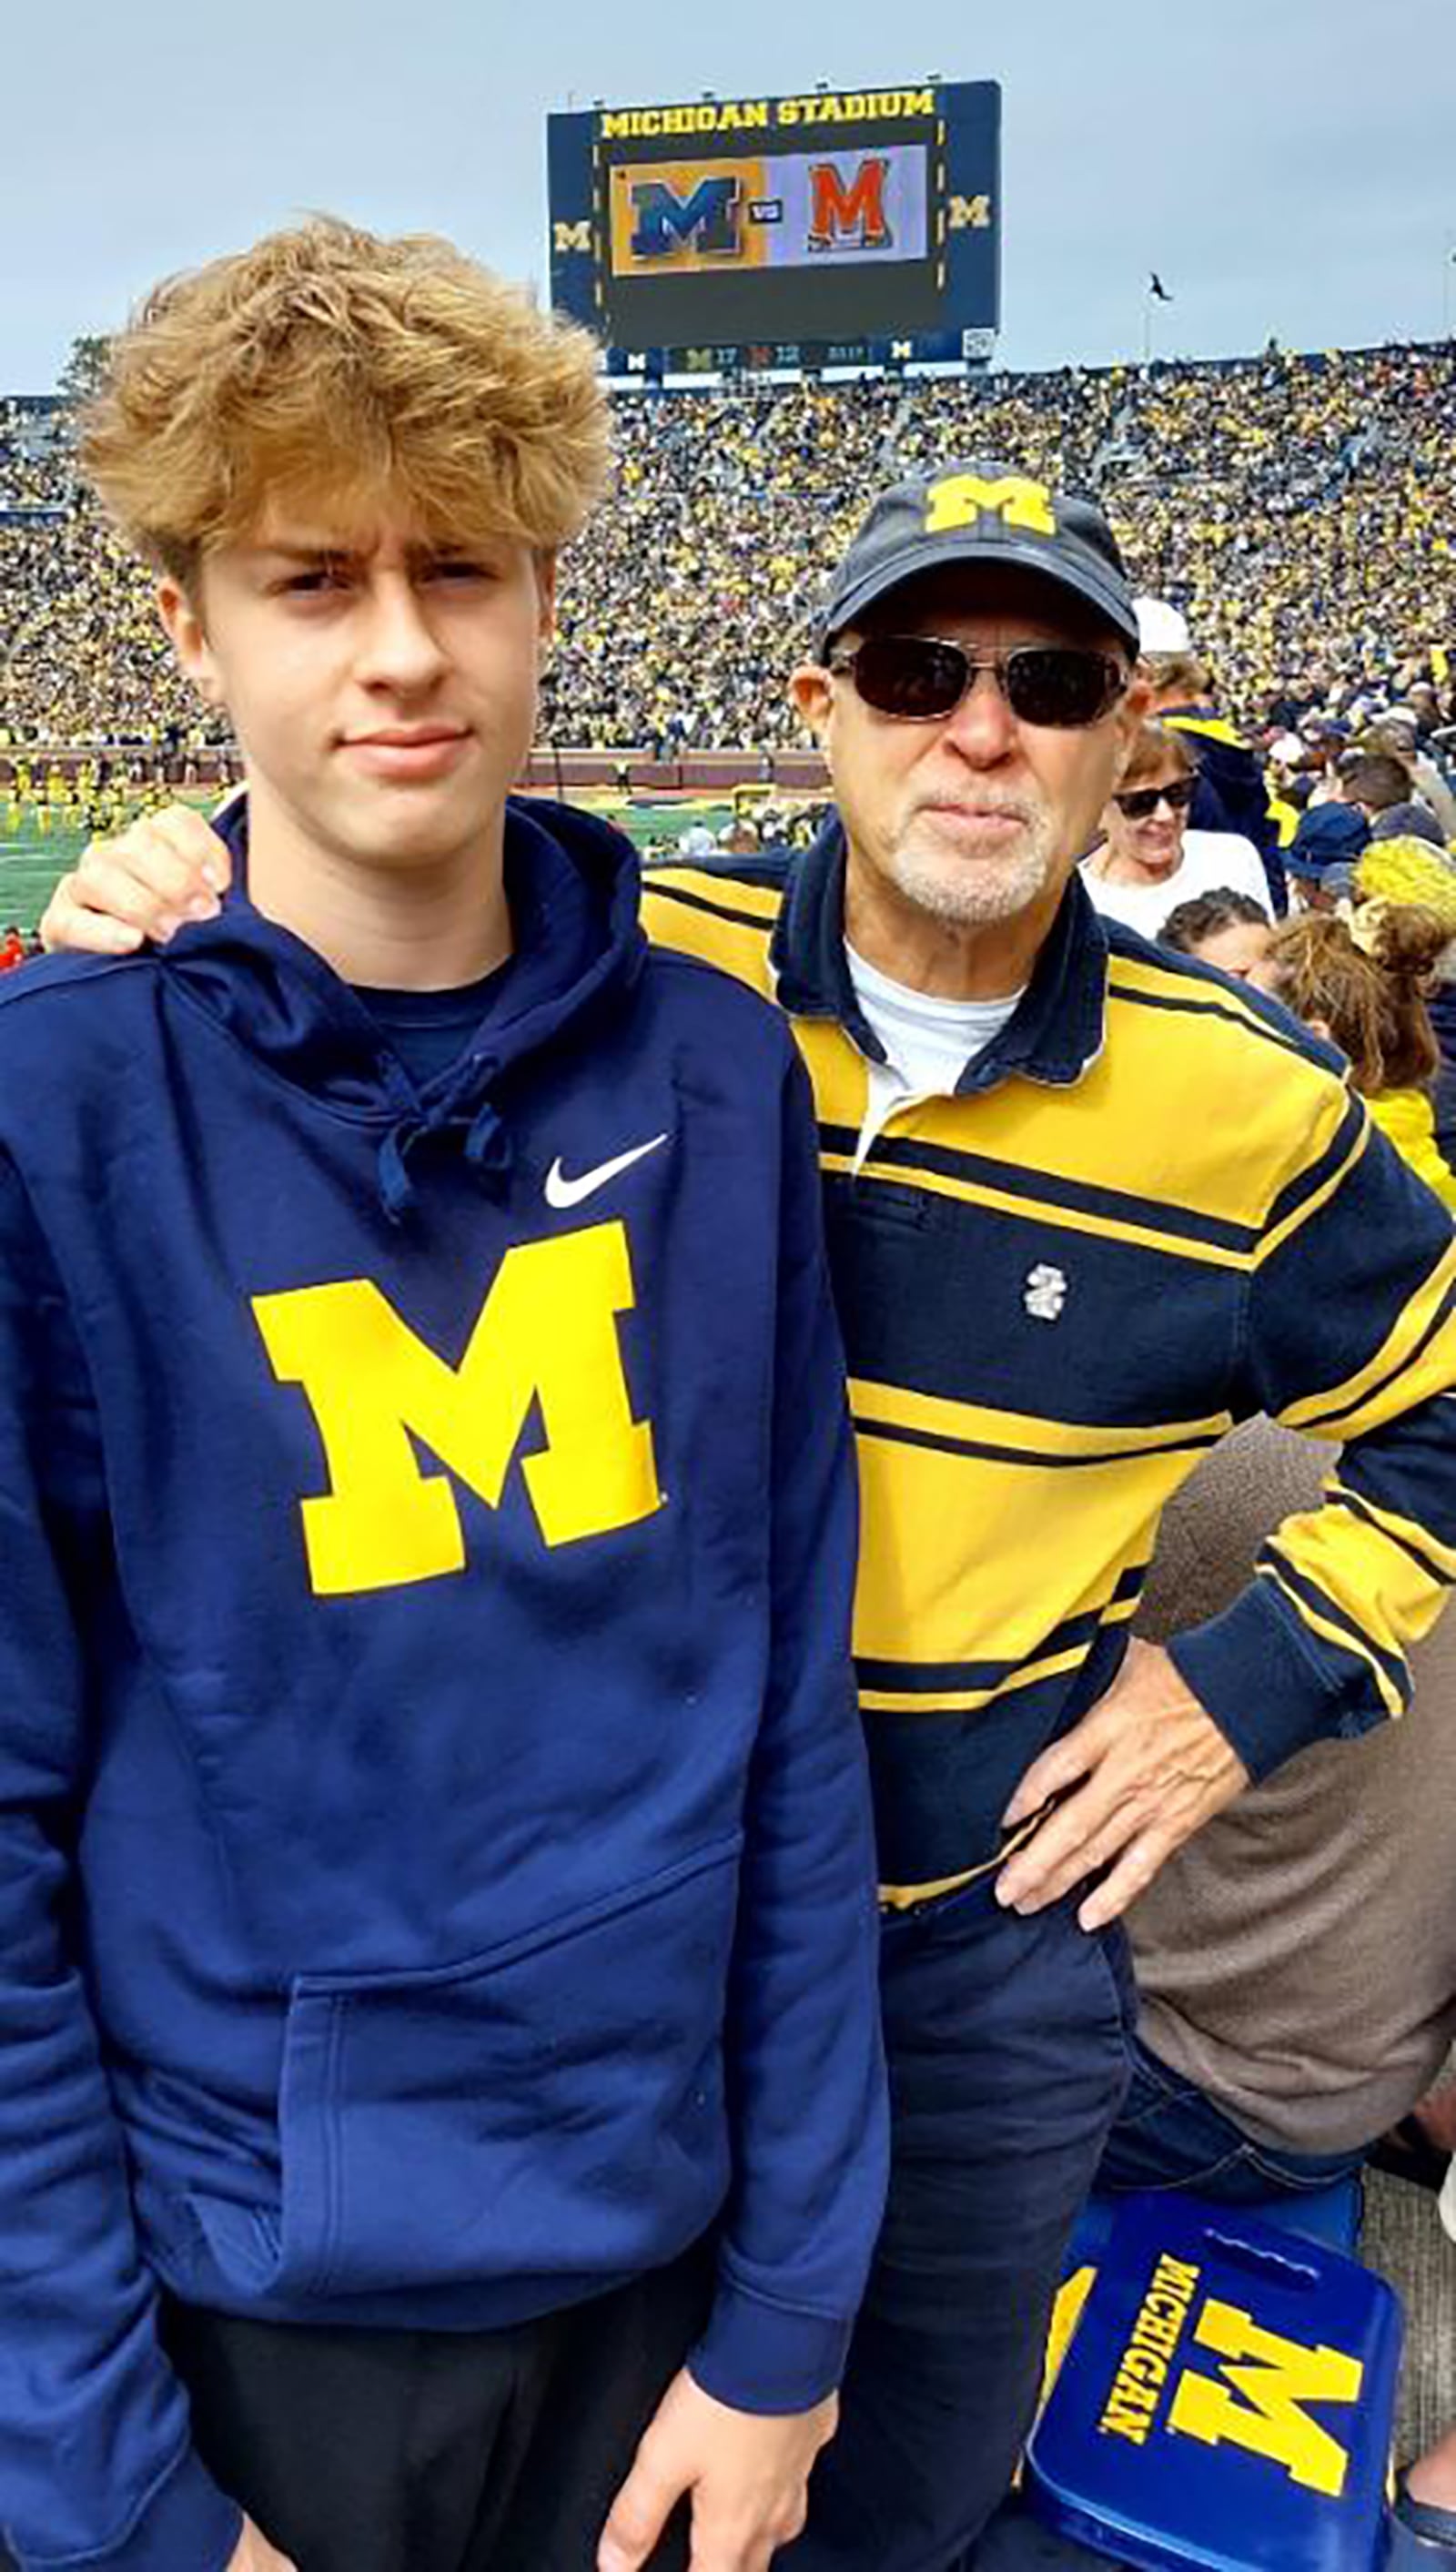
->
[0, 1150, 241, 2572]
[688, 1044, 888, 2417]
[1168, 1078, 1456, 1781]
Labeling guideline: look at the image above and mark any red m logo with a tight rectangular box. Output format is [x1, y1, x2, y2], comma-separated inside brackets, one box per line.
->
[807, 158, 891, 252]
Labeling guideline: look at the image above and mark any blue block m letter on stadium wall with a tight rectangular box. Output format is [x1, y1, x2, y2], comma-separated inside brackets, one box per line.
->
[630, 177, 742, 259]
[252, 1222, 663, 1595]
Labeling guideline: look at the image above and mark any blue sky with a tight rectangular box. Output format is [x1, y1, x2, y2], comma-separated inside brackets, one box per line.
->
[5, 0, 1453, 389]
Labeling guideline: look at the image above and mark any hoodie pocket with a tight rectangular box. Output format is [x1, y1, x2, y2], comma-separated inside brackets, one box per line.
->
[242, 1835, 743, 2304]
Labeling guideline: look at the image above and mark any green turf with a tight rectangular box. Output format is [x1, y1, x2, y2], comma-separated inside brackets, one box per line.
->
[0, 831, 87, 935]
[0, 793, 748, 937]
[543, 792, 739, 856]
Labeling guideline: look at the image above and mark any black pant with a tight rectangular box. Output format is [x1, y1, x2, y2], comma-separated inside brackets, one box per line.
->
[158, 2244, 713, 2572]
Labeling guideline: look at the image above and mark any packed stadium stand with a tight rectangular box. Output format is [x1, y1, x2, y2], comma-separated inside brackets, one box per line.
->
[3, 341, 1454, 757]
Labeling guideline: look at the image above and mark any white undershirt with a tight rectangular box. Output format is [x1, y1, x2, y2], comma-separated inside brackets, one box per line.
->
[845, 943, 1025, 1165]
[1080, 829, 1271, 940]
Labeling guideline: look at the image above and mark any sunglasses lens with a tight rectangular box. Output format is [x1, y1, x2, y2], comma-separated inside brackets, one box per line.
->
[850, 636, 969, 720]
[842, 639, 1123, 727]
[1119, 778, 1194, 818]
[1004, 648, 1121, 728]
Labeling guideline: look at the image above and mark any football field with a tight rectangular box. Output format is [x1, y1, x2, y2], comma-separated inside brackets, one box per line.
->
[1, 819, 96, 936]
[0, 791, 743, 937]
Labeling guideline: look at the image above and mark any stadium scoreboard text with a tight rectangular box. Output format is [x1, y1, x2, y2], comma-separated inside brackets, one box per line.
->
[547, 82, 1000, 376]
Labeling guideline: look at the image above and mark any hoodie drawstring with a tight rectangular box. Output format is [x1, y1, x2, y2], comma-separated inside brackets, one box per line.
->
[377, 1089, 514, 1225]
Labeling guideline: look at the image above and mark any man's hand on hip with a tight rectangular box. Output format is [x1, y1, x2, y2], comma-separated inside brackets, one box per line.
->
[598, 2369, 837, 2572]
[996, 1637, 1250, 1930]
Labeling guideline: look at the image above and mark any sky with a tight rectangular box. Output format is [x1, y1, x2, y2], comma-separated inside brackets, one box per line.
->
[4, 0, 1454, 390]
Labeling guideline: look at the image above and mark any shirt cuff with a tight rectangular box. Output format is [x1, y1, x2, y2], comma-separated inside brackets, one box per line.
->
[14, 2443, 242, 2572]
[689, 2275, 853, 2416]
[1168, 1578, 1358, 1782]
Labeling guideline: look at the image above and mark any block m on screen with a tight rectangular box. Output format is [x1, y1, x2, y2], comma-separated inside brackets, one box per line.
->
[623, 153, 918, 268]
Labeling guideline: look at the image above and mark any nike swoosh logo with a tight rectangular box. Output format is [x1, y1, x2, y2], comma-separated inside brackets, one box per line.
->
[544, 1132, 670, 1210]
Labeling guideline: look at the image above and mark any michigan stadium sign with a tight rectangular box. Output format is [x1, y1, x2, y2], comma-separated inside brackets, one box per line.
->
[546, 81, 1000, 376]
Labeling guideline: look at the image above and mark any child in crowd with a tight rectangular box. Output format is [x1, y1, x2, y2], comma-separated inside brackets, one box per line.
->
[1158, 887, 1280, 987]
[1269, 905, 1456, 1212]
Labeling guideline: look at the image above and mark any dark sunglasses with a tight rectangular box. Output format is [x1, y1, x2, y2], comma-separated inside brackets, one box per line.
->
[1112, 777, 1197, 820]
[826, 634, 1129, 730]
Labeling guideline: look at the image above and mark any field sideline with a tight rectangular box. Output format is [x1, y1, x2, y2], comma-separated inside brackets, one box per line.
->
[0, 791, 746, 936]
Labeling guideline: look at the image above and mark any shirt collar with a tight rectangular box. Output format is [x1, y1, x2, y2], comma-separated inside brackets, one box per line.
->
[770, 815, 1109, 1095]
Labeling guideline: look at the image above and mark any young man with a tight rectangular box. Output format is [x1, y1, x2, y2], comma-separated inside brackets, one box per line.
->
[0, 221, 886, 2572]
[51, 463, 1456, 2565]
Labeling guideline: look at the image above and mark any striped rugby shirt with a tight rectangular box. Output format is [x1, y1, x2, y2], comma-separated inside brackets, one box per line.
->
[642, 825, 1456, 1905]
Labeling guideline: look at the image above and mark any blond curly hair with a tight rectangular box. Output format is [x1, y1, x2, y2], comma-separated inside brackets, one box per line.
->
[82, 217, 611, 586]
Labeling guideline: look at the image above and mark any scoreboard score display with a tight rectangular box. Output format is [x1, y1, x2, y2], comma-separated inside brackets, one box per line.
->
[547, 81, 1000, 374]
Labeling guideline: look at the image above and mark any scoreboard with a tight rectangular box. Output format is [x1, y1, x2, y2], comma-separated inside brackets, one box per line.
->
[547, 81, 1000, 375]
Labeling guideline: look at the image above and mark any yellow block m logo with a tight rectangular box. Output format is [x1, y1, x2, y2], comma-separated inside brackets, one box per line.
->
[925, 471, 1056, 538]
[1166, 2298, 1363, 2496]
[253, 1223, 662, 1595]
[553, 218, 593, 255]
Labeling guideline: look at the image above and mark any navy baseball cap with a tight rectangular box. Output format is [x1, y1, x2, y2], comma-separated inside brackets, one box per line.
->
[815, 458, 1140, 658]
[1285, 803, 1371, 880]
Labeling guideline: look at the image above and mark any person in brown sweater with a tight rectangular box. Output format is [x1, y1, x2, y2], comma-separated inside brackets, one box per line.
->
[1097, 1413, 1456, 2197]
[976, 1416, 1456, 2570]
[1107, 1413, 1456, 2567]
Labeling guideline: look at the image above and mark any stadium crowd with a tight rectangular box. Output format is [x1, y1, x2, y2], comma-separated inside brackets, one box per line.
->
[3, 343, 1455, 755]
[1, 405, 229, 758]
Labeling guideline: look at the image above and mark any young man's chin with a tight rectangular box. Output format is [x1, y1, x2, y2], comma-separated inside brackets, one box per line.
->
[312, 769, 500, 868]
[341, 831, 490, 878]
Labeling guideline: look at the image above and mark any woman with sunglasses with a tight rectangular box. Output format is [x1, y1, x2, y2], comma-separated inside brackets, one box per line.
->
[1082, 721, 1271, 940]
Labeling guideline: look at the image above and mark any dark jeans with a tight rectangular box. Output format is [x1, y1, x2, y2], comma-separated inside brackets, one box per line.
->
[1096, 2032, 1367, 2203]
[972, 2506, 1125, 2570]
[784, 1882, 1136, 2572]
[155, 2243, 713, 2572]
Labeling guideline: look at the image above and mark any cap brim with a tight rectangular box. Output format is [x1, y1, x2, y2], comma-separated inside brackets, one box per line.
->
[820, 528, 1140, 657]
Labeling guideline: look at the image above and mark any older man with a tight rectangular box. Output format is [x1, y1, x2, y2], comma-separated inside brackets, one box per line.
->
[651, 462, 1456, 2570]
[46, 460, 1456, 2570]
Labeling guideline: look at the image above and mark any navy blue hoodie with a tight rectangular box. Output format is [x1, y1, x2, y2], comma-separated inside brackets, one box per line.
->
[0, 797, 886, 2572]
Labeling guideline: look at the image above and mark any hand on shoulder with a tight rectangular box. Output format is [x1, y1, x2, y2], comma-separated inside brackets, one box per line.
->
[40, 805, 229, 956]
